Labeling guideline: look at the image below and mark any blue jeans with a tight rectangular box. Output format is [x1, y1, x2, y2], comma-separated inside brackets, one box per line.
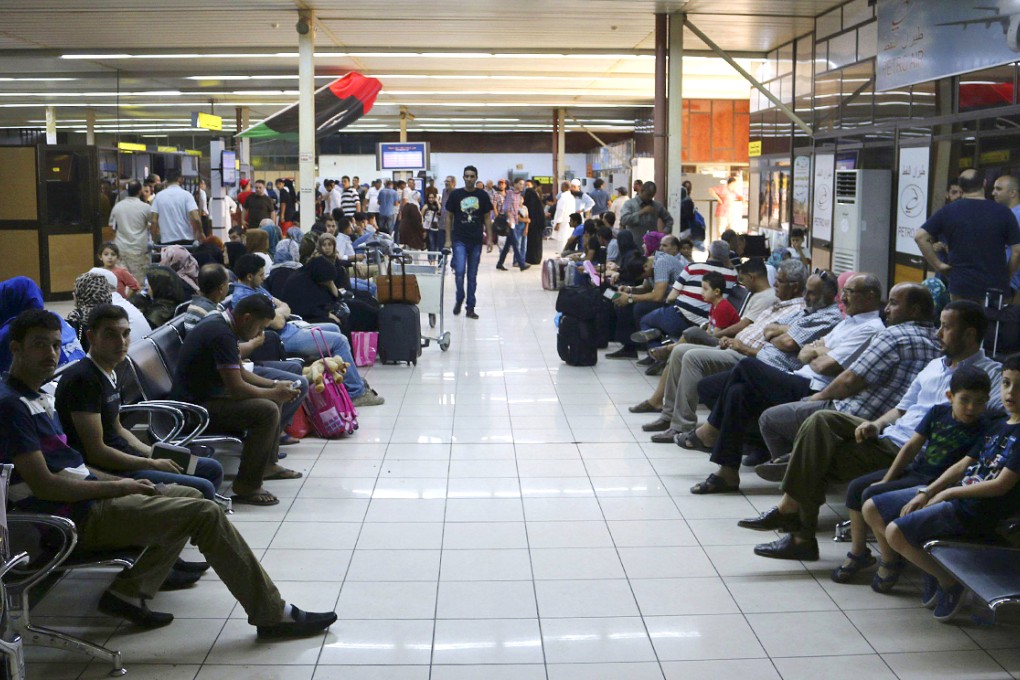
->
[516, 224, 527, 262]
[254, 360, 309, 427]
[497, 226, 524, 268]
[377, 214, 395, 233]
[639, 305, 692, 343]
[130, 456, 223, 501]
[428, 230, 444, 253]
[452, 240, 482, 308]
[282, 323, 365, 398]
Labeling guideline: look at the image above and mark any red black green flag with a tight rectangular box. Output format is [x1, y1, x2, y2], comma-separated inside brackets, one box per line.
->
[237, 72, 382, 140]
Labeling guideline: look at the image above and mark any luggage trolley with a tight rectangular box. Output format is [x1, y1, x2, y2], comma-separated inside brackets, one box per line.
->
[395, 249, 452, 351]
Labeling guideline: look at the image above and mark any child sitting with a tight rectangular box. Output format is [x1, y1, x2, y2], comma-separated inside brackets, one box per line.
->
[863, 355, 1020, 622]
[701, 271, 740, 336]
[786, 228, 810, 263]
[832, 366, 990, 585]
[97, 242, 140, 298]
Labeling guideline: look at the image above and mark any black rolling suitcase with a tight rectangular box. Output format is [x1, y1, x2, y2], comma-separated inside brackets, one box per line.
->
[557, 315, 598, 366]
[378, 303, 422, 365]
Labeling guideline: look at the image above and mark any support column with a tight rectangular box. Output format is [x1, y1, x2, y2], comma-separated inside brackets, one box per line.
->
[654, 13, 668, 193]
[557, 107, 566, 183]
[297, 10, 316, 226]
[85, 109, 96, 146]
[45, 106, 56, 145]
[666, 13, 685, 228]
[551, 109, 559, 184]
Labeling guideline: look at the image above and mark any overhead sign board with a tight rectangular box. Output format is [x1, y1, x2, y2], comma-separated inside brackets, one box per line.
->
[748, 140, 762, 158]
[191, 111, 223, 131]
[877, 0, 1020, 91]
[377, 142, 429, 171]
[117, 142, 147, 152]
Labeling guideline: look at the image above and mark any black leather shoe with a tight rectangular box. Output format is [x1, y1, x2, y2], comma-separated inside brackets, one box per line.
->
[453, 301, 463, 315]
[644, 360, 666, 376]
[606, 347, 638, 359]
[256, 606, 339, 640]
[99, 592, 174, 628]
[755, 454, 791, 482]
[174, 558, 210, 574]
[159, 569, 202, 591]
[636, 356, 656, 366]
[496, 264, 508, 271]
[466, 308, 480, 319]
[737, 506, 803, 532]
[519, 264, 531, 271]
[754, 534, 819, 561]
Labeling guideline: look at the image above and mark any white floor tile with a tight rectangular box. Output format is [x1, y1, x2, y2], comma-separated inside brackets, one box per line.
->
[631, 577, 740, 617]
[439, 548, 534, 581]
[646, 614, 766, 661]
[431, 618, 544, 665]
[337, 581, 438, 620]
[535, 579, 640, 618]
[541, 617, 656, 663]
[746, 611, 873, 657]
[530, 548, 626, 580]
[319, 620, 434, 665]
[436, 581, 538, 619]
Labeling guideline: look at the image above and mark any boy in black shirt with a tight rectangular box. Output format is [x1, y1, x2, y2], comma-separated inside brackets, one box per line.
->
[444, 165, 493, 319]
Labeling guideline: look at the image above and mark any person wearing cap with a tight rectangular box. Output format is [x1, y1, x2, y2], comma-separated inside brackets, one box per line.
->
[619, 180, 674, 240]
[570, 178, 595, 219]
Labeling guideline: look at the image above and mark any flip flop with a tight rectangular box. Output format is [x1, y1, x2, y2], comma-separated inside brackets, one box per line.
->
[231, 491, 280, 506]
[682, 431, 713, 452]
[689, 473, 740, 495]
[263, 467, 303, 481]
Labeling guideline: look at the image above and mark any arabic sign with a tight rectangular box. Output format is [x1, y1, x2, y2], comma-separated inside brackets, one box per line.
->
[895, 145, 930, 256]
[877, 0, 1020, 91]
[792, 156, 811, 227]
[812, 154, 835, 242]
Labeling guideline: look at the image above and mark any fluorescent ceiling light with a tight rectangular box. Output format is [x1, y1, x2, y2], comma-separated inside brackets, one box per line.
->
[0, 91, 183, 97]
[63, 51, 654, 61]
[0, 77, 77, 82]
[383, 90, 651, 97]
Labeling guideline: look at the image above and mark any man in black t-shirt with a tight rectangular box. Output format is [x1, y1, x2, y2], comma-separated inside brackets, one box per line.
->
[444, 164, 493, 319]
[173, 294, 301, 506]
[55, 305, 224, 501]
[243, 179, 277, 228]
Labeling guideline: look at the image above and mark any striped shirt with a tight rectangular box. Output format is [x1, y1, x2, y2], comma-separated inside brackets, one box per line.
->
[757, 303, 843, 372]
[734, 297, 806, 350]
[340, 187, 360, 216]
[0, 375, 95, 524]
[671, 260, 738, 325]
[834, 321, 942, 420]
[792, 310, 886, 391]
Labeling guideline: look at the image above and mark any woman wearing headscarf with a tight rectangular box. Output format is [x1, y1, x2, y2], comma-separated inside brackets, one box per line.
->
[0, 276, 85, 372]
[159, 244, 201, 293]
[66, 272, 114, 351]
[245, 228, 274, 274]
[313, 232, 353, 291]
[397, 201, 427, 251]
[192, 235, 226, 267]
[524, 181, 547, 265]
[259, 218, 283, 253]
[88, 268, 152, 342]
[274, 226, 303, 265]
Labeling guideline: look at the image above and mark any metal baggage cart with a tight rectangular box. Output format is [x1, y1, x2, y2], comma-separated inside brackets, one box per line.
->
[394, 249, 452, 351]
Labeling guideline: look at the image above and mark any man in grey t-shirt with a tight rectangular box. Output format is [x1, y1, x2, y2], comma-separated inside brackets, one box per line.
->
[149, 168, 201, 245]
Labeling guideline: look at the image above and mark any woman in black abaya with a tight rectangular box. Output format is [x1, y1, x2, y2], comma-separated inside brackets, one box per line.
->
[524, 181, 546, 265]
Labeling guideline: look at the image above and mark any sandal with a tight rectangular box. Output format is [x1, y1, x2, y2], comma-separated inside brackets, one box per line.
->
[870, 558, 905, 593]
[830, 549, 877, 584]
[231, 491, 280, 506]
[263, 467, 303, 481]
[690, 473, 740, 495]
[682, 431, 712, 453]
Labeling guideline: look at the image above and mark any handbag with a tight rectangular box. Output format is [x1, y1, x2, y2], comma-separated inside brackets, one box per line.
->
[302, 327, 358, 437]
[351, 331, 379, 367]
[374, 256, 422, 305]
[285, 403, 312, 439]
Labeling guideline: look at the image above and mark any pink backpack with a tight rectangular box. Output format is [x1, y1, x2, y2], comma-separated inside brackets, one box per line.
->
[302, 327, 358, 437]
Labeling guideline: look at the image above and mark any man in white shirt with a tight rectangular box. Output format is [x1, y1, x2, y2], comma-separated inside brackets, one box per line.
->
[328, 180, 344, 217]
[366, 179, 381, 226]
[148, 169, 201, 245]
[108, 180, 153, 284]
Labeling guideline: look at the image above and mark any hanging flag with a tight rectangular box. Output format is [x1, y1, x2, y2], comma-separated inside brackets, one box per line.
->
[237, 72, 382, 140]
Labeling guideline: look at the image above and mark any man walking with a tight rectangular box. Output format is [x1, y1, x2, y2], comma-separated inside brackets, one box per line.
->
[376, 180, 399, 233]
[619, 180, 674, 240]
[496, 178, 531, 272]
[444, 165, 493, 319]
[108, 180, 152, 284]
[149, 169, 202, 246]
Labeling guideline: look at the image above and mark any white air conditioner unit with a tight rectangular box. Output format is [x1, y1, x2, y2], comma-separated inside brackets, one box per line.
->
[831, 169, 892, 289]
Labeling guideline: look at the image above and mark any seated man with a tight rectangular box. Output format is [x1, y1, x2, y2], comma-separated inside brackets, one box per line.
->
[607, 235, 689, 359]
[232, 254, 383, 407]
[636, 258, 806, 441]
[688, 273, 886, 494]
[54, 304, 224, 502]
[173, 295, 303, 507]
[0, 309, 336, 636]
[743, 300, 1001, 561]
[630, 239, 737, 352]
[188, 263, 310, 445]
[757, 283, 940, 472]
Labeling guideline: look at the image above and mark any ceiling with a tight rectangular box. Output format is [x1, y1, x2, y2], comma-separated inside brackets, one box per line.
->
[0, 0, 844, 138]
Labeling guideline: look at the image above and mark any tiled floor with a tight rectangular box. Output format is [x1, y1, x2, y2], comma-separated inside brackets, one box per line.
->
[36, 247, 1020, 679]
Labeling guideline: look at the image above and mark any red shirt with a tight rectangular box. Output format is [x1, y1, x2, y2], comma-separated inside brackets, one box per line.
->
[708, 299, 740, 333]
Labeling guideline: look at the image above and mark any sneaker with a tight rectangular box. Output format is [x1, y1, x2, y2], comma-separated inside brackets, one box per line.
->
[630, 329, 663, 345]
[933, 582, 966, 621]
[353, 391, 385, 407]
[466, 308, 480, 319]
[453, 300, 463, 315]
[921, 574, 939, 609]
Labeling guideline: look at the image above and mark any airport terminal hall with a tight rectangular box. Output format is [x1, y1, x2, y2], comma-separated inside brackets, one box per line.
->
[6, 0, 1020, 679]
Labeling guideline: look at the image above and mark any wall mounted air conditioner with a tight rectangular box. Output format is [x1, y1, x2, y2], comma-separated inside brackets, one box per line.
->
[831, 169, 892, 290]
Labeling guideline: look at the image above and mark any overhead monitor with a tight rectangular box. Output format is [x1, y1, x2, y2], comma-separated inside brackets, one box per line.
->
[377, 142, 429, 171]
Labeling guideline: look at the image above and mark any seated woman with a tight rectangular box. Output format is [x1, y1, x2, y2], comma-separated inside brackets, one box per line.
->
[245, 228, 274, 274]
[275, 227, 303, 266]
[259, 218, 283, 254]
[279, 257, 343, 325]
[66, 272, 114, 352]
[314, 232, 353, 291]
[0, 276, 85, 372]
[160, 244, 201, 294]
[192, 235, 226, 267]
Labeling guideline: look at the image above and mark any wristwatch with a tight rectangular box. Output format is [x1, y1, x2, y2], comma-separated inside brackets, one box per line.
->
[916, 486, 929, 496]
[628, 294, 634, 304]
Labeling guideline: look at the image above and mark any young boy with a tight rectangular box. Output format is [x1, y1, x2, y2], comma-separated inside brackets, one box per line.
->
[833, 366, 991, 585]
[97, 242, 141, 299]
[863, 355, 1020, 622]
[701, 271, 741, 337]
[786, 228, 810, 263]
